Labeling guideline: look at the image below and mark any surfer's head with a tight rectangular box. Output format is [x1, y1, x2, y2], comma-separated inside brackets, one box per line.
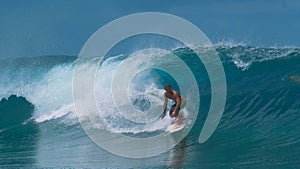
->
[164, 84, 172, 92]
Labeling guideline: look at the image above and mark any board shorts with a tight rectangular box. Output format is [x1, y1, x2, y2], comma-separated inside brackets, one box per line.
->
[169, 97, 186, 116]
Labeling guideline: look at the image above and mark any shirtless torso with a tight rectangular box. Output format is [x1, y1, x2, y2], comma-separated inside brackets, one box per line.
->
[162, 84, 182, 119]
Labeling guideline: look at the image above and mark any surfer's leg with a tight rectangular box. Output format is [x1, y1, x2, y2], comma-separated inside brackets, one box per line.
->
[169, 104, 176, 117]
[170, 104, 181, 118]
[177, 113, 184, 125]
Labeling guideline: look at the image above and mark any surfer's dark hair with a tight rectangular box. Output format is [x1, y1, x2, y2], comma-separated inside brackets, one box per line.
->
[164, 84, 171, 90]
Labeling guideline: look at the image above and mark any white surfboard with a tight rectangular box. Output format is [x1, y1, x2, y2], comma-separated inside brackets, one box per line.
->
[168, 123, 185, 133]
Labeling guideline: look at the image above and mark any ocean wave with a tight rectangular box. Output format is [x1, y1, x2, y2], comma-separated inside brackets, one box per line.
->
[215, 45, 300, 70]
[0, 45, 299, 134]
[172, 43, 300, 70]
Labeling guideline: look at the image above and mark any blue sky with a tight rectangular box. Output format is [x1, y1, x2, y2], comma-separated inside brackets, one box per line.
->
[0, 0, 299, 58]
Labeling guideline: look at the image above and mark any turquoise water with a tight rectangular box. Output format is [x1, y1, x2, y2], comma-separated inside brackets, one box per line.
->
[0, 45, 300, 168]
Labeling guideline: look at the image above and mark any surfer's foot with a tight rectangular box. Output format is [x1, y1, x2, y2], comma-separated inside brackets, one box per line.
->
[171, 116, 184, 125]
[178, 114, 186, 120]
[171, 117, 177, 124]
[176, 115, 185, 125]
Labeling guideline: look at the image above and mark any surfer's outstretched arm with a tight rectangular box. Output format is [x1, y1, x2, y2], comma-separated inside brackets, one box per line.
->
[161, 94, 168, 119]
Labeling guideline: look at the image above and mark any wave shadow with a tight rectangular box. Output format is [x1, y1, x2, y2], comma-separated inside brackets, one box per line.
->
[0, 95, 39, 168]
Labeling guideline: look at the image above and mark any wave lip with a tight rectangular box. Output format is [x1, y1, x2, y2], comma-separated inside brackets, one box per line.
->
[173, 43, 300, 70]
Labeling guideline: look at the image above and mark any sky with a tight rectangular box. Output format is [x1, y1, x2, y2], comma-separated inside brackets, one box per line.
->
[0, 0, 299, 58]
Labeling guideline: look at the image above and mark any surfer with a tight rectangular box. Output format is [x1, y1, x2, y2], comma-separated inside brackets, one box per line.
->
[161, 84, 186, 120]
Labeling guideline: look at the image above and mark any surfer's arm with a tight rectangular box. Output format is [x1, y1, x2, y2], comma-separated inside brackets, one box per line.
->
[161, 94, 168, 119]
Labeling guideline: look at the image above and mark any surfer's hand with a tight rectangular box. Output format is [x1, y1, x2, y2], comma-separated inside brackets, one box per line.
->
[171, 111, 177, 117]
[161, 113, 166, 119]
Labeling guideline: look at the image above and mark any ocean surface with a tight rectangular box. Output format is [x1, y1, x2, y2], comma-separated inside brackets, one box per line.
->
[1, 44, 300, 168]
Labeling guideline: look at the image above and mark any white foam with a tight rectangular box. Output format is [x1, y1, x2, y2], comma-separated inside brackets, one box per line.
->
[35, 103, 75, 123]
[0, 50, 196, 134]
[29, 64, 75, 122]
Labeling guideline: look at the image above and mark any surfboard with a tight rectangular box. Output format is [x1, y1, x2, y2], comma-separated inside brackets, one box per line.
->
[168, 123, 185, 133]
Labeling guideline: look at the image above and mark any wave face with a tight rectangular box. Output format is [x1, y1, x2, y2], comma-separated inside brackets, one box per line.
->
[0, 45, 300, 168]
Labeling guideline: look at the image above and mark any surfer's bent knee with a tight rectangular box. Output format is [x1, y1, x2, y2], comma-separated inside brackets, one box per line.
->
[169, 104, 180, 117]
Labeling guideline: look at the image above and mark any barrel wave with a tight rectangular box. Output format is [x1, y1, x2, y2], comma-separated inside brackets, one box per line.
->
[0, 44, 299, 168]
